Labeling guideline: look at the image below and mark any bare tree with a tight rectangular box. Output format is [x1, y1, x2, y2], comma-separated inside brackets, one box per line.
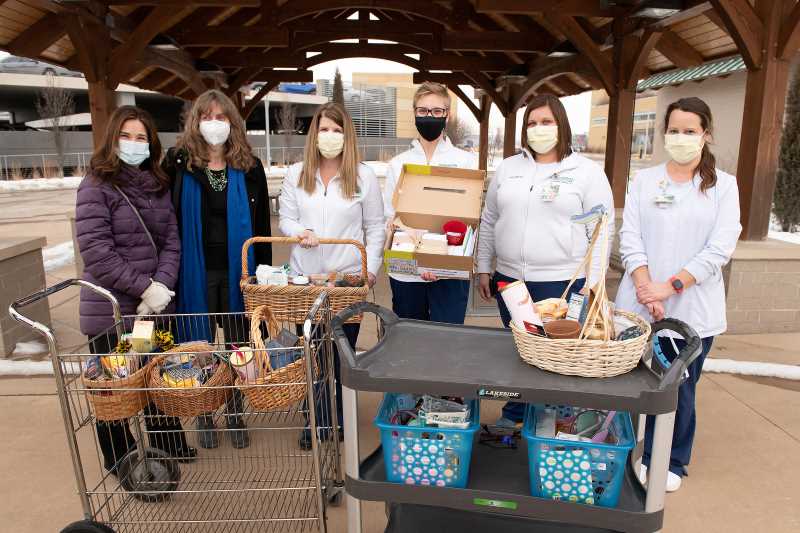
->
[445, 116, 470, 147]
[488, 127, 503, 168]
[333, 68, 345, 106]
[35, 73, 74, 176]
[277, 102, 299, 165]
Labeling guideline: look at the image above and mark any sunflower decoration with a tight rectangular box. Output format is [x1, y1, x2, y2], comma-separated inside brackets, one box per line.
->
[154, 329, 175, 352]
[114, 339, 132, 354]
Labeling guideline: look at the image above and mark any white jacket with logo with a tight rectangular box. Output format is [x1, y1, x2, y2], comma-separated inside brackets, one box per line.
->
[383, 137, 478, 282]
[476, 150, 614, 286]
[279, 162, 385, 277]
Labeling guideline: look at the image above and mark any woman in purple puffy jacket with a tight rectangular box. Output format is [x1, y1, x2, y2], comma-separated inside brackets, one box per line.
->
[75, 106, 196, 474]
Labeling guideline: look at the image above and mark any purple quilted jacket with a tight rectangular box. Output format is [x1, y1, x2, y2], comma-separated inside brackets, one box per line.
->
[76, 165, 180, 335]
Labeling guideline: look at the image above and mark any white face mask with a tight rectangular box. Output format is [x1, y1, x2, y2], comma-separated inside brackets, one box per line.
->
[527, 125, 559, 155]
[317, 131, 345, 159]
[117, 139, 150, 166]
[665, 133, 704, 165]
[199, 119, 231, 146]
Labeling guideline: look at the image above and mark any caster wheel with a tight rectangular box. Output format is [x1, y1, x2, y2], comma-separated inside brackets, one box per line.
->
[327, 490, 344, 507]
[117, 447, 180, 502]
[61, 520, 115, 533]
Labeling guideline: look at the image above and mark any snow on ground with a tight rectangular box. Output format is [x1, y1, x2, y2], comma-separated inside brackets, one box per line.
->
[11, 340, 47, 357]
[0, 176, 83, 192]
[0, 357, 82, 376]
[703, 358, 800, 380]
[43, 241, 75, 272]
[768, 231, 800, 245]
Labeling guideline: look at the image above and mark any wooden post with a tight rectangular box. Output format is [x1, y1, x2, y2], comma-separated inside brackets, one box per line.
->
[736, 0, 793, 240]
[604, 88, 636, 207]
[478, 94, 491, 170]
[503, 108, 517, 158]
[88, 80, 117, 149]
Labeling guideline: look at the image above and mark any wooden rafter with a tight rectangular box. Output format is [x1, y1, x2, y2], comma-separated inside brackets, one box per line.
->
[6, 13, 66, 58]
[291, 30, 435, 53]
[173, 26, 290, 47]
[622, 29, 663, 90]
[778, 1, 800, 60]
[447, 83, 482, 121]
[655, 29, 705, 68]
[474, 0, 623, 17]
[511, 55, 589, 111]
[412, 72, 473, 86]
[276, 1, 453, 25]
[242, 80, 277, 119]
[546, 14, 615, 93]
[441, 31, 551, 53]
[710, 0, 765, 69]
[225, 66, 264, 96]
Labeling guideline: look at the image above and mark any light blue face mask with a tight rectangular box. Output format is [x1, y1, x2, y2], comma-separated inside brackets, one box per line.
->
[118, 139, 150, 166]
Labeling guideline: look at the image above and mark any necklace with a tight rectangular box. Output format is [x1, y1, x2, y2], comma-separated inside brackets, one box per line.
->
[204, 167, 227, 192]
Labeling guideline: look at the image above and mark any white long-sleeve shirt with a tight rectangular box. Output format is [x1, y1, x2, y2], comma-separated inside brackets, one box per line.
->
[383, 137, 478, 282]
[279, 162, 385, 277]
[615, 163, 741, 338]
[476, 150, 614, 287]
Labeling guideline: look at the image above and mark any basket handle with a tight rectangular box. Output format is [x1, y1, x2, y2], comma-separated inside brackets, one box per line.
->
[241, 236, 368, 282]
[331, 302, 399, 369]
[249, 304, 282, 373]
[649, 318, 703, 389]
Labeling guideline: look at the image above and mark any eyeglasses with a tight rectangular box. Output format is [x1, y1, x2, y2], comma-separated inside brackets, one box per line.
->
[415, 107, 449, 118]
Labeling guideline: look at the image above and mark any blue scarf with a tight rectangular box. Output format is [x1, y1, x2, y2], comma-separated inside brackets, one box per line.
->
[177, 167, 254, 342]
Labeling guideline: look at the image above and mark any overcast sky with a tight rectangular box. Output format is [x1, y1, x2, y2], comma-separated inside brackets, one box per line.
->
[1, 51, 592, 136]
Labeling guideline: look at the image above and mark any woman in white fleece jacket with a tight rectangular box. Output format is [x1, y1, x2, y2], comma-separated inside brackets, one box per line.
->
[476, 94, 614, 425]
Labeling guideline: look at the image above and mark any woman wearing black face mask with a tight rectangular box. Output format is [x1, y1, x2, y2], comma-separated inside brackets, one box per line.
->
[382, 82, 477, 324]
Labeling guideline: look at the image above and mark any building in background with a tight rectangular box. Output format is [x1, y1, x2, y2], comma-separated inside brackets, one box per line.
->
[588, 90, 657, 157]
[317, 78, 397, 137]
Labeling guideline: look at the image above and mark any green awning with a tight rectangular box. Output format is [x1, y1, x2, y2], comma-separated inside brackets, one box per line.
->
[637, 55, 745, 92]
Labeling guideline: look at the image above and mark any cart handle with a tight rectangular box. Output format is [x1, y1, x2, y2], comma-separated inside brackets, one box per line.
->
[331, 302, 399, 368]
[649, 318, 702, 390]
[9, 279, 123, 352]
[241, 236, 368, 282]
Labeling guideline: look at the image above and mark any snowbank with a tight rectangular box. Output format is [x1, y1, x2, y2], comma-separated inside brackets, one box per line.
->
[768, 231, 800, 245]
[43, 241, 75, 272]
[0, 176, 83, 192]
[703, 358, 800, 380]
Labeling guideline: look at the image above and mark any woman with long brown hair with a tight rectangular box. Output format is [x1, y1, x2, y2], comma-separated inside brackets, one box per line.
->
[76, 105, 195, 475]
[279, 102, 384, 449]
[616, 97, 741, 492]
[476, 94, 615, 427]
[163, 89, 271, 450]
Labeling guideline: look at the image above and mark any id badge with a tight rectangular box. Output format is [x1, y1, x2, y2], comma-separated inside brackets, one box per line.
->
[653, 194, 675, 208]
[541, 182, 560, 202]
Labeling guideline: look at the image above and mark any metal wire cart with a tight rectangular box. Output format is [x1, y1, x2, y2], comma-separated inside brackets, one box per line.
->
[331, 302, 701, 533]
[10, 280, 344, 533]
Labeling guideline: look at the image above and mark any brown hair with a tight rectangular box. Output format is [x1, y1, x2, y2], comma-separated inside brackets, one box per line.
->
[300, 102, 361, 199]
[520, 94, 573, 162]
[413, 81, 452, 109]
[89, 105, 169, 191]
[664, 97, 717, 192]
[176, 89, 256, 171]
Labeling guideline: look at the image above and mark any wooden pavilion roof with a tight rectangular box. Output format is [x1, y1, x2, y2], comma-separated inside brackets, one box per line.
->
[0, 0, 772, 120]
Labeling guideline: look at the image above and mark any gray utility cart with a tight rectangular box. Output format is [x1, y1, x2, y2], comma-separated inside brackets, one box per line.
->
[331, 302, 701, 533]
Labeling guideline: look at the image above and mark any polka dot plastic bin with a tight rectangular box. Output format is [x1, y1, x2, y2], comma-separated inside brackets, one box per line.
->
[522, 404, 635, 508]
[374, 393, 480, 488]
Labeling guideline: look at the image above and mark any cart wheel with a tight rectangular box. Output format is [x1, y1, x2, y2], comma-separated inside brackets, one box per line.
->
[327, 489, 344, 507]
[117, 447, 180, 502]
[60, 520, 115, 533]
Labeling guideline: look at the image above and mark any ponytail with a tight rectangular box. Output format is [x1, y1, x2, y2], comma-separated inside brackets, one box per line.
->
[698, 143, 717, 192]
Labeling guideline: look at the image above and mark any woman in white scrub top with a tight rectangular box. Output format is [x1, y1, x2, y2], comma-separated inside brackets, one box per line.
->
[615, 97, 741, 493]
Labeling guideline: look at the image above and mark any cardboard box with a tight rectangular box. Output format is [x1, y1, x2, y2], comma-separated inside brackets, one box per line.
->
[384, 164, 486, 279]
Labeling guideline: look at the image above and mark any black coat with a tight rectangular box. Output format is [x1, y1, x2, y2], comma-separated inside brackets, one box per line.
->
[163, 147, 272, 270]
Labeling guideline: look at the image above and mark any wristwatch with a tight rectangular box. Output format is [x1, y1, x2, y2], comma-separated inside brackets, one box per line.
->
[669, 276, 684, 295]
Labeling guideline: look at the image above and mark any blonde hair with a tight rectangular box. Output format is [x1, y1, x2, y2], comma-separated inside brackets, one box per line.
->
[412, 81, 452, 108]
[176, 89, 256, 171]
[300, 102, 361, 199]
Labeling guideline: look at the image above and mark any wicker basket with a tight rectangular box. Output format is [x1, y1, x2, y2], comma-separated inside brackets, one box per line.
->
[240, 236, 369, 323]
[511, 211, 650, 378]
[148, 342, 234, 417]
[237, 304, 314, 411]
[511, 310, 652, 378]
[83, 358, 152, 422]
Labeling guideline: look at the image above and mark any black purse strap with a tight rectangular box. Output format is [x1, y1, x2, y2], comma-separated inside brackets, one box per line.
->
[114, 184, 158, 259]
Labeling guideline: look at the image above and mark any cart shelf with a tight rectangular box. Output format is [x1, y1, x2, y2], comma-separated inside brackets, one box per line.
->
[347, 442, 663, 533]
[339, 319, 679, 415]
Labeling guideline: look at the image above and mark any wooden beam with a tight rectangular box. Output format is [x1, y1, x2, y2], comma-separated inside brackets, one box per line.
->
[88, 80, 116, 149]
[421, 54, 515, 72]
[710, 0, 765, 69]
[648, 1, 713, 28]
[447, 84, 481, 121]
[6, 13, 66, 58]
[463, 71, 508, 116]
[547, 14, 615, 94]
[475, 0, 623, 17]
[549, 75, 586, 96]
[736, 0, 792, 239]
[137, 49, 207, 96]
[624, 29, 663, 90]
[108, 5, 195, 85]
[225, 67, 263, 96]
[292, 30, 435, 53]
[107, 1, 260, 5]
[503, 107, 517, 157]
[778, 1, 800, 60]
[512, 55, 594, 110]
[441, 31, 550, 53]
[478, 93, 491, 170]
[412, 72, 473, 86]
[655, 29, 705, 68]
[276, 1, 453, 26]
[242, 80, 277, 120]
[256, 70, 314, 83]
[62, 14, 107, 83]
[173, 26, 290, 47]
[605, 88, 636, 207]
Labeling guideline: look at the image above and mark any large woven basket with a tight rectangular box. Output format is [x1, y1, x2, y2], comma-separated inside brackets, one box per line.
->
[83, 357, 152, 421]
[240, 236, 369, 323]
[148, 342, 234, 417]
[238, 304, 314, 411]
[511, 310, 651, 378]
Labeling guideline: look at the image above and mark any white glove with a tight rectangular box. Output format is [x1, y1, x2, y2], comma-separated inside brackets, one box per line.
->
[140, 281, 175, 314]
[136, 300, 155, 316]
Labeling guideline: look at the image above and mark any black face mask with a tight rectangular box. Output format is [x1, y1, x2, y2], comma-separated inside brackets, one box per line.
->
[415, 116, 447, 142]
